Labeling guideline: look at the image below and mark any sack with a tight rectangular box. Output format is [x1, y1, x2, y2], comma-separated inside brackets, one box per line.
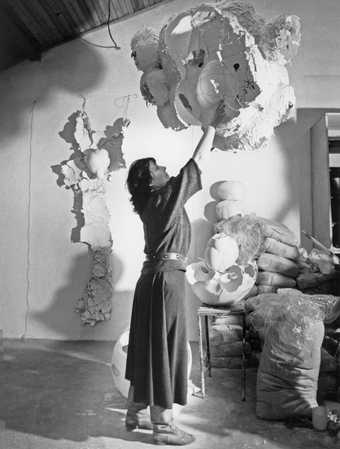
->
[257, 271, 296, 287]
[257, 253, 300, 278]
[256, 318, 324, 419]
[257, 217, 298, 246]
[257, 285, 276, 294]
[246, 291, 325, 419]
[262, 237, 299, 260]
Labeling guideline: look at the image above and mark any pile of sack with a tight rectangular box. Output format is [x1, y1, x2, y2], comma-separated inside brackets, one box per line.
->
[246, 288, 340, 432]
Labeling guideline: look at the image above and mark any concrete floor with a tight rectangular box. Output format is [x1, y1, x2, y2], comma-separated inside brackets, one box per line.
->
[0, 339, 338, 449]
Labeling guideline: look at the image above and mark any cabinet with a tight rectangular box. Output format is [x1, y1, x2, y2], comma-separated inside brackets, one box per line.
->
[329, 140, 340, 249]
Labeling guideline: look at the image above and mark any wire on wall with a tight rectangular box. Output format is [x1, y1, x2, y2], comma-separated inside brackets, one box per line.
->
[114, 93, 137, 119]
[21, 99, 37, 340]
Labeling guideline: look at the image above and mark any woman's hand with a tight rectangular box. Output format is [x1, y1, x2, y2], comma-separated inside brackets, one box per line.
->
[210, 100, 225, 128]
[193, 125, 216, 165]
[201, 125, 215, 134]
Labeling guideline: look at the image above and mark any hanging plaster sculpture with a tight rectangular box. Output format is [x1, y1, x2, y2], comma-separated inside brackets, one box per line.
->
[131, 1, 301, 150]
[186, 180, 258, 307]
[53, 103, 130, 326]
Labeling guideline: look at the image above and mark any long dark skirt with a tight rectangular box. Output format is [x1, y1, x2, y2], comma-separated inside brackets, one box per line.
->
[125, 269, 188, 409]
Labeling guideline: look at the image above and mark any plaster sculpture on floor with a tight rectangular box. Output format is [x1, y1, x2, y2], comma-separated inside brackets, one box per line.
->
[112, 329, 193, 399]
[111, 328, 196, 417]
[131, 1, 301, 151]
[53, 106, 129, 326]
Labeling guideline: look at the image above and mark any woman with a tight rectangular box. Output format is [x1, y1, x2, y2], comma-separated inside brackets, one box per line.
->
[125, 125, 216, 445]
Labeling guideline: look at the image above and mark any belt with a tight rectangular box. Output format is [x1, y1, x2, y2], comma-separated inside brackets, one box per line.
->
[145, 252, 187, 263]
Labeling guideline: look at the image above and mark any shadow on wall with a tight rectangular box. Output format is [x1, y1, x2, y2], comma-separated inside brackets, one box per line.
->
[30, 252, 91, 338]
[0, 39, 107, 146]
[185, 218, 214, 340]
[272, 115, 302, 227]
[269, 109, 326, 235]
[188, 218, 214, 262]
[30, 252, 133, 340]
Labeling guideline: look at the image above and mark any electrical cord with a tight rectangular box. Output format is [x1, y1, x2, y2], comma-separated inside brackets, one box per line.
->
[80, 0, 120, 49]
[107, 0, 121, 49]
[21, 99, 37, 340]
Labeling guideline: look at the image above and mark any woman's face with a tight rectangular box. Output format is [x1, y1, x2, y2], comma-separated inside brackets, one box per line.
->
[149, 160, 170, 188]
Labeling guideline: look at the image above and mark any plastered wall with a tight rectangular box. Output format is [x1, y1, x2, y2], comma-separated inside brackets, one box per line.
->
[0, 0, 339, 340]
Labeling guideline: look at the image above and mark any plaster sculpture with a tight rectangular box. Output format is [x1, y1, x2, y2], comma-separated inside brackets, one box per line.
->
[53, 107, 129, 326]
[131, 1, 301, 150]
[215, 213, 301, 293]
[186, 179, 312, 305]
[112, 329, 193, 399]
[215, 214, 340, 294]
[186, 180, 257, 307]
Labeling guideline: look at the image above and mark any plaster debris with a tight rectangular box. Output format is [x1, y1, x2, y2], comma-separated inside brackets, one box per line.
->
[131, 1, 301, 150]
[75, 247, 113, 326]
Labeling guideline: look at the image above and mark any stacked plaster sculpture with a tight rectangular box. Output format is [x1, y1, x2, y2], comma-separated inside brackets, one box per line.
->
[186, 181, 257, 307]
[54, 109, 129, 326]
[187, 179, 318, 305]
[131, 1, 301, 151]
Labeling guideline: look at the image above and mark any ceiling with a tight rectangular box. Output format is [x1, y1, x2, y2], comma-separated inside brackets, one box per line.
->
[0, 0, 167, 72]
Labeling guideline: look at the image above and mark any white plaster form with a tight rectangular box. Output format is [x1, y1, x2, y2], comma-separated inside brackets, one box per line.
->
[55, 109, 129, 326]
[131, 1, 301, 151]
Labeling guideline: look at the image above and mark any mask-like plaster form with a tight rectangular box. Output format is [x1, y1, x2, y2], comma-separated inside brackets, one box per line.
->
[53, 109, 129, 326]
[131, 1, 301, 150]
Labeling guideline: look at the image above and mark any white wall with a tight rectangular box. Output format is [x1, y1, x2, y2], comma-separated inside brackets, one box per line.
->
[0, 0, 339, 340]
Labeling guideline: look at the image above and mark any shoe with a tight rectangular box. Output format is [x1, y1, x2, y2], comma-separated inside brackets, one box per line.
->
[125, 411, 153, 431]
[312, 406, 328, 431]
[153, 423, 195, 445]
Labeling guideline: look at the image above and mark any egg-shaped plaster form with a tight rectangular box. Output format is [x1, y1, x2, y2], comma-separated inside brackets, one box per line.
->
[111, 329, 193, 415]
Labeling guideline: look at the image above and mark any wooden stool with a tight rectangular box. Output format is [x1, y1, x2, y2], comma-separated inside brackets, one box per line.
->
[197, 305, 246, 401]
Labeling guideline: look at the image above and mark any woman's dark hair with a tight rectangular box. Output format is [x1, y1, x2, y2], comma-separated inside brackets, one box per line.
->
[126, 157, 155, 215]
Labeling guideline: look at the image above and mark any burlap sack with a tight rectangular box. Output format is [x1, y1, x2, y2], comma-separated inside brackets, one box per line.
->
[257, 253, 300, 278]
[257, 271, 297, 288]
[262, 237, 299, 260]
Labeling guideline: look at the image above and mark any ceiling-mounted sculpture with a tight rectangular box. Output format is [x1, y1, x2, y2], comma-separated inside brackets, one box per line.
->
[131, 1, 301, 150]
